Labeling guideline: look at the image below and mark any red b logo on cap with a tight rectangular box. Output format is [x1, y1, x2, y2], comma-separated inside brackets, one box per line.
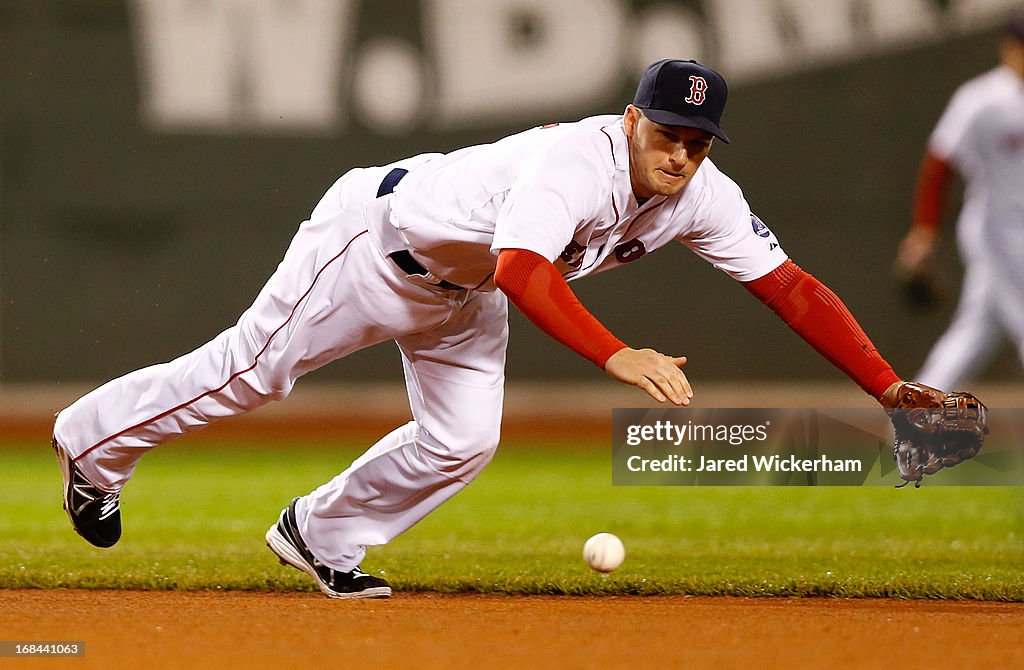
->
[685, 76, 707, 105]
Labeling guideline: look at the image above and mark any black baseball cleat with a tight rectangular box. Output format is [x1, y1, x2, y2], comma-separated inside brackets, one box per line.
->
[52, 437, 122, 548]
[265, 498, 391, 599]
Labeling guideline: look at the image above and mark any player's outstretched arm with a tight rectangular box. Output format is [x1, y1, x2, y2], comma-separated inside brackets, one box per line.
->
[494, 248, 692, 405]
[743, 259, 901, 405]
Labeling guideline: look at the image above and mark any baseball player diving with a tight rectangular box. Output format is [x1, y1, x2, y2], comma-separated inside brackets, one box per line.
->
[52, 60, 987, 598]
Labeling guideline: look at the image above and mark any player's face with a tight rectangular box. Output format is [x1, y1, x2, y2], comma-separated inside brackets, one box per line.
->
[623, 105, 714, 200]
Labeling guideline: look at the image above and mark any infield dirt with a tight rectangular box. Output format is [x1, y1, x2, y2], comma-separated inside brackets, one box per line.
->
[2, 590, 1022, 670]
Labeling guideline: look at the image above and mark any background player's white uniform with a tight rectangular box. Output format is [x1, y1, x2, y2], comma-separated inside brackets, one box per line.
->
[916, 66, 1024, 389]
[54, 115, 786, 571]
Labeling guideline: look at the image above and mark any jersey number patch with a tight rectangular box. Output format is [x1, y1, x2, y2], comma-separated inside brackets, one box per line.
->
[614, 239, 647, 263]
[559, 240, 586, 268]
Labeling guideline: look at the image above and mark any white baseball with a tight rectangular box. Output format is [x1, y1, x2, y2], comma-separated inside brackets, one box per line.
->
[583, 532, 625, 573]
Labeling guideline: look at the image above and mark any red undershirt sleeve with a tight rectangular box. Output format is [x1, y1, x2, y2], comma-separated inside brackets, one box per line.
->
[912, 150, 954, 232]
[494, 248, 627, 368]
[744, 260, 900, 400]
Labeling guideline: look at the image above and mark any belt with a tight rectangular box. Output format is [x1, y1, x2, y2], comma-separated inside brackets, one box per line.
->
[388, 250, 463, 290]
[376, 167, 409, 197]
[378, 167, 462, 291]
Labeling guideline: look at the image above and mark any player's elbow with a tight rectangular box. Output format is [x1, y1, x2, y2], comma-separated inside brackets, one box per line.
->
[493, 248, 543, 300]
[492, 261, 513, 294]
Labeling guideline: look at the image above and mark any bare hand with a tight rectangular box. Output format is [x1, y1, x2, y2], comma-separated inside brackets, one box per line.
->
[895, 227, 937, 276]
[604, 348, 692, 405]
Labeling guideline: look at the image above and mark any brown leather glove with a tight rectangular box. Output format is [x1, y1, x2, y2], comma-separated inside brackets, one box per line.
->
[884, 382, 989, 487]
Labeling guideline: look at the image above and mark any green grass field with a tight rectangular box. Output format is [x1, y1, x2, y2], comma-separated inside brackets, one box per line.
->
[1, 439, 1022, 600]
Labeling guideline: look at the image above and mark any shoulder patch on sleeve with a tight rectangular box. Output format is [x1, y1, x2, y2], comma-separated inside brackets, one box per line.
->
[751, 213, 772, 238]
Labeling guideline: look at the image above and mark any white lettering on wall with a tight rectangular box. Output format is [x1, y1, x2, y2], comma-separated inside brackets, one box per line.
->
[427, 0, 626, 127]
[353, 38, 428, 134]
[133, 0, 354, 132]
[631, 4, 707, 79]
[129, 0, 1014, 135]
[951, 0, 1023, 28]
[709, 0, 939, 81]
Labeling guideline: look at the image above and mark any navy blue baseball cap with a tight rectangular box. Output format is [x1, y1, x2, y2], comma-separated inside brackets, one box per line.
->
[633, 59, 730, 143]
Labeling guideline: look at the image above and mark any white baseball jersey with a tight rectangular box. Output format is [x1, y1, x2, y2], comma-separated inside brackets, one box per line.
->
[368, 115, 788, 290]
[930, 65, 1024, 217]
[916, 65, 1024, 389]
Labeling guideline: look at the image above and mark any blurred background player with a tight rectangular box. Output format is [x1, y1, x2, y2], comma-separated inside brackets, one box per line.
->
[895, 9, 1024, 389]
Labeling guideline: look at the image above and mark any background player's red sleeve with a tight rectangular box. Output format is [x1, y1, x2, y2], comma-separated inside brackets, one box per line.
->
[744, 260, 900, 399]
[912, 150, 954, 232]
[494, 248, 627, 368]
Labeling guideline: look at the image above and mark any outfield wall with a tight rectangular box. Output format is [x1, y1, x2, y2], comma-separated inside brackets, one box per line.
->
[2, 0, 1022, 385]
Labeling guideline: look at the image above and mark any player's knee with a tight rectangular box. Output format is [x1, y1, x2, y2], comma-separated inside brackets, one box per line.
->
[255, 360, 296, 401]
[227, 323, 295, 401]
[418, 424, 500, 479]
[462, 427, 501, 474]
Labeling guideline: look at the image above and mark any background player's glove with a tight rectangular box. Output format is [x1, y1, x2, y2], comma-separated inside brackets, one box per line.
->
[895, 268, 941, 312]
[885, 382, 989, 487]
[893, 227, 942, 312]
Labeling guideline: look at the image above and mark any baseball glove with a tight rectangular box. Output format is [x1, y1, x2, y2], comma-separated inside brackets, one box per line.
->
[897, 269, 941, 312]
[886, 382, 989, 487]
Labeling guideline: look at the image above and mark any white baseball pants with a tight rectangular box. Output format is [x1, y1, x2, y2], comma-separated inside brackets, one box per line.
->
[916, 257, 1002, 389]
[54, 164, 508, 571]
[918, 209, 1024, 389]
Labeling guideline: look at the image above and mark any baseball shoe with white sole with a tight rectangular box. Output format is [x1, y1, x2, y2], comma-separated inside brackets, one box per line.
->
[53, 437, 122, 548]
[266, 498, 391, 599]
